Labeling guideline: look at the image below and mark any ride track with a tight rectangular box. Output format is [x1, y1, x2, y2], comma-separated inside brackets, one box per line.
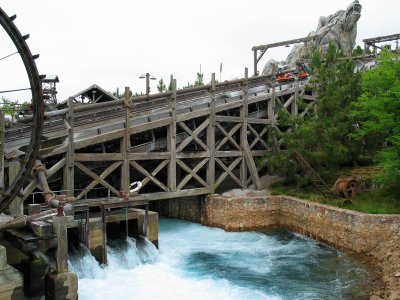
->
[3, 68, 314, 206]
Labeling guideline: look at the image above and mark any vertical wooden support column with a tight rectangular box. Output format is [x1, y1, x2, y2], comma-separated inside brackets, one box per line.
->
[52, 216, 68, 273]
[240, 68, 249, 187]
[268, 80, 277, 175]
[0, 110, 4, 193]
[101, 205, 107, 264]
[168, 80, 177, 192]
[253, 49, 258, 76]
[268, 80, 276, 124]
[121, 87, 131, 192]
[292, 76, 299, 116]
[8, 158, 23, 216]
[63, 97, 74, 197]
[207, 73, 216, 193]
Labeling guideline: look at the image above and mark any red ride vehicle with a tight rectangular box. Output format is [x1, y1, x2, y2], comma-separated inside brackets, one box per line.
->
[276, 73, 294, 82]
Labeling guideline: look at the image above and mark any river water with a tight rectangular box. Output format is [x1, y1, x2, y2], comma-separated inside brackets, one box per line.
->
[69, 217, 372, 300]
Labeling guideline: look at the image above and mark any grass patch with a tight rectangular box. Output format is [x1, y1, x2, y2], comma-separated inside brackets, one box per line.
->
[270, 182, 400, 214]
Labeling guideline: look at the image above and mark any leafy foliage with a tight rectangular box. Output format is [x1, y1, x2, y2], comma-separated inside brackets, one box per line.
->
[350, 51, 400, 193]
[194, 72, 204, 86]
[1, 96, 30, 115]
[157, 78, 166, 93]
[269, 44, 362, 182]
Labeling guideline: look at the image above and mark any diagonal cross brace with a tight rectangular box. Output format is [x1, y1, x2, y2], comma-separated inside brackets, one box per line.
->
[176, 158, 210, 190]
[75, 161, 122, 200]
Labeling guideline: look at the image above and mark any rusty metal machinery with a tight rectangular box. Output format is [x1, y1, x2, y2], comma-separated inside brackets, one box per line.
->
[334, 178, 360, 198]
[0, 7, 44, 212]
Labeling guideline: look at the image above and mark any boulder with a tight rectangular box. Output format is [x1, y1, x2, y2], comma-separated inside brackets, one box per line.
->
[263, 1, 362, 74]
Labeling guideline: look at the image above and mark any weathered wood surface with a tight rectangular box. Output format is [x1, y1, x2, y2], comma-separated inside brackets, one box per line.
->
[4, 72, 315, 204]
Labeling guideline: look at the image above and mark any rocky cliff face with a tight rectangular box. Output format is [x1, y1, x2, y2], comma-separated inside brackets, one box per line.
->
[262, 1, 362, 75]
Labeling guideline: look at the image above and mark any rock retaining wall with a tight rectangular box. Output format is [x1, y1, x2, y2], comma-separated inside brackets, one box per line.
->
[202, 195, 400, 300]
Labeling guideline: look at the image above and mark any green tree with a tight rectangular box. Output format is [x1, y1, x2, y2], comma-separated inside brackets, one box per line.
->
[157, 78, 166, 93]
[350, 51, 400, 193]
[194, 72, 204, 86]
[352, 45, 363, 55]
[268, 44, 362, 181]
[0, 96, 30, 115]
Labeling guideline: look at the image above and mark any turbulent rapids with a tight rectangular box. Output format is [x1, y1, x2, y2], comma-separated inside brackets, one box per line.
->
[69, 218, 372, 300]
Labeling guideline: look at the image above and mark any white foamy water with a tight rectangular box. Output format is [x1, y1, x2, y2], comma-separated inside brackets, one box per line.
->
[69, 217, 372, 300]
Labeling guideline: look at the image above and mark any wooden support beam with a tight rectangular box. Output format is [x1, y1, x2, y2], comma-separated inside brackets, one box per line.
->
[52, 216, 68, 272]
[8, 158, 23, 216]
[74, 161, 122, 200]
[167, 79, 177, 192]
[243, 138, 262, 190]
[215, 122, 241, 151]
[176, 119, 209, 152]
[207, 74, 216, 193]
[176, 158, 209, 190]
[292, 76, 299, 116]
[215, 157, 242, 188]
[248, 123, 269, 150]
[121, 87, 131, 192]
[130, 160, 169, 191]
[63, 97, 75, 197]
[240, 68, 249, 187]
[176, 151, 210, 159]
[134, 187, 211, 201]
[129, 152, 171, 160]
[28, 204, 41, 215]
[75, 153, 123, 161]
[101, 205, 107, 264]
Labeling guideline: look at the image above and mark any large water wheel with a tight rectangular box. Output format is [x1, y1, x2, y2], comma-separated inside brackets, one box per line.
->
[0, 7, 44, 212]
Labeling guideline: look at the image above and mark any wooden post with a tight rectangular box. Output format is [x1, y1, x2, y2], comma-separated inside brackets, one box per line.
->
[240, 68, 249, 187]
[52, 216, 68, 273]
[121, 87, 131, 192]
[167, 79, 177, 192]
[0, 110, 4, 193]
[292, 76, 299, 116]
[8, 158, 23, 216]
[207, 73, 216, 193]
[101, 205, 107, 264]
[253, 49, 258, 76]
[28, 204, 41, 215]
[268, 80, 277, 174]
[63, 97, 74, 197]
[268, 81, 276, 123]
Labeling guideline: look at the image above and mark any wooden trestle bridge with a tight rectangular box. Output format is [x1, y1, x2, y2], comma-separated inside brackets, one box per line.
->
[4, 69, 314, 207]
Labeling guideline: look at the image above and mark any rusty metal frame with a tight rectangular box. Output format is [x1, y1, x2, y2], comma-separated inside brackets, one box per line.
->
[0, 7, 44, 212]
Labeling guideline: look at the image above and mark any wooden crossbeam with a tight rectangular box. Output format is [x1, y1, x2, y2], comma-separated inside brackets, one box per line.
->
[75, 161, 122, 199]
[176, 158, 210, 190]
[242, 138, 262, 190]
[284, 95, 294, 109]
[75, 153, 123, 161]
[248, 124, 269, 150]
[301, 102, 316, 117]
[215, 122, 241, 151]
[215, 157, 243, 188]
[177, 119, 209, 152]
[130, 160, 169, 191]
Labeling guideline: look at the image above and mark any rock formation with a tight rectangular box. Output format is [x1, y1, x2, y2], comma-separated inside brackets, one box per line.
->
[262, 1, 362, 74]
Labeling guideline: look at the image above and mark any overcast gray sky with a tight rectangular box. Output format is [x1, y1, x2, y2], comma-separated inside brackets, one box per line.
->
[1, 0, 399, 102]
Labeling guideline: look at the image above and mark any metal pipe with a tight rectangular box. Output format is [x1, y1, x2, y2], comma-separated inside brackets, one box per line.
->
[35, 160, 72, 211]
